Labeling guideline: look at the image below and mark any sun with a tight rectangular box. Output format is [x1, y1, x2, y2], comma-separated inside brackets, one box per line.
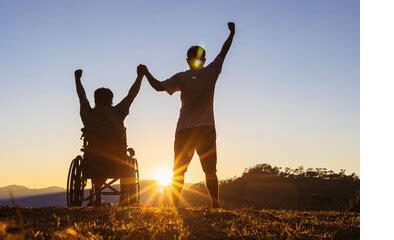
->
[154, 168, 172, 186]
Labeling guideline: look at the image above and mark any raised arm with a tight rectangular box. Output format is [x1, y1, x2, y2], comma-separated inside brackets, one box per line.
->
[218, 22, 235, 60]
[116, 65, 144, 109]
[74, 69, 90, 107]
[140, 65, 166, 92]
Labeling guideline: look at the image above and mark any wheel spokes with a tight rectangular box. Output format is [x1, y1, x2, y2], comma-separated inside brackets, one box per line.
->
[67, 156, 85, 207]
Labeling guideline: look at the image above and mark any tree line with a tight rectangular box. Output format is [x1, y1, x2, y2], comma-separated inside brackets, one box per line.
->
[183, 163, 360, 211]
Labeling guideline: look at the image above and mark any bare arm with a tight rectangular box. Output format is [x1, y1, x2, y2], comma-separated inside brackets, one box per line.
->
[74, 69, 90, 107]
[141, 65, 166, 92]
[218, 22, 235, 60]
[117, 66, 144, 109]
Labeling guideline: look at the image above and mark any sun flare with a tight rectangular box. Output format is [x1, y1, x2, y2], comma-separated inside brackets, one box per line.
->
[154, 168, 172, 186]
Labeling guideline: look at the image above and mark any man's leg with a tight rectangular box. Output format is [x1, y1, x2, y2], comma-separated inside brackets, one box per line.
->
[171, 171, 186, 207]
[119, 177, 134, 206]
[196, 127, 219, 208]
[94, 178, 105, 206]
[205, 172, 219, 208]
[172, 129, 195, 207]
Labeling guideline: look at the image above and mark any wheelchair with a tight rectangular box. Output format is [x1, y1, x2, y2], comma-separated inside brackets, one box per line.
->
[67, 128, 140, 207]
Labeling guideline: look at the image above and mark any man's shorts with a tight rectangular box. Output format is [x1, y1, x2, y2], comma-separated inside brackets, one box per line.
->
[174, 126, 217, 174]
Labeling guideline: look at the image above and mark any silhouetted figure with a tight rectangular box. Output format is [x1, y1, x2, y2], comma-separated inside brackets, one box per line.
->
[74, 66, 144, 206]
[141, 22, 235, 208]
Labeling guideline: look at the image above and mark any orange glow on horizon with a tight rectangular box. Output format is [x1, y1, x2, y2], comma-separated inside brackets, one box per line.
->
[153, 168, 172, 187]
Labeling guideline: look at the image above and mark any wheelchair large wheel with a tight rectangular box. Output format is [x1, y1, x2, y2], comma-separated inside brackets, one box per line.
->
[67, 156, 85, 207]
[126, 148, 140, 204]
[130, 157, 140, 203]
[134, 158, 140, 203]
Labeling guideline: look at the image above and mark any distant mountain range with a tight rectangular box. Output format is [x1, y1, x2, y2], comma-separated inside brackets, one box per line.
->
[0, 182, 193, 207]
[0, 185, 65, 199]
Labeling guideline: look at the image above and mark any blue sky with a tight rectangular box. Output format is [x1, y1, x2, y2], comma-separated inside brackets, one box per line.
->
[0, 0, 359, 187]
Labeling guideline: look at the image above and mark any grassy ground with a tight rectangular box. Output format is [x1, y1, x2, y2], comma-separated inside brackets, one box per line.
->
[0, 206, 359, 239]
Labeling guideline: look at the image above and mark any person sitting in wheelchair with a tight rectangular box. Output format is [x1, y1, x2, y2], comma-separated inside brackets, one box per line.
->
[74, 65, 144, 206]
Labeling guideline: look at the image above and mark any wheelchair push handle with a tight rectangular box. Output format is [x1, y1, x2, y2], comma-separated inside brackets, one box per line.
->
[127, 148, 135, 157]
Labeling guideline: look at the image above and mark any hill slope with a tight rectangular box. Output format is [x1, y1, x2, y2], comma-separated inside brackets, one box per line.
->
[0, 206, 359, 239]
[0, 185, 64, 199]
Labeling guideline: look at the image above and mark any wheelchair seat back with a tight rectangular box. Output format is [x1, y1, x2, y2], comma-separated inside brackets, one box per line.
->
[80, 127, 132, 179]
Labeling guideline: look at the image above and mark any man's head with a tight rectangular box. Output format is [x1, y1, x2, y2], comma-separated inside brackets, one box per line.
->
[94, 88, 113, 107]
[187, 46, 206, 70]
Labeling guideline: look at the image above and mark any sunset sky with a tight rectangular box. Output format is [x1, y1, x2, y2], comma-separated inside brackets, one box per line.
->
[0, 0, 359, 188]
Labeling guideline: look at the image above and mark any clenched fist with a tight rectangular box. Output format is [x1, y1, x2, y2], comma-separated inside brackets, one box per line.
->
[228, 22, 235, 33]
[74, 69, 83, 79]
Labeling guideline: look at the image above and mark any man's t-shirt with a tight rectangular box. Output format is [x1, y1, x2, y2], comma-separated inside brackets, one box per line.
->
[79, 101, 129, 159]
[162, 56, 224, 132]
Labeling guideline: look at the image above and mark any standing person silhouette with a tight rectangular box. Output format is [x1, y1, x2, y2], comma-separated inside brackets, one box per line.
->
[74, 65, 144, 206]
[141, 22, 235, 208]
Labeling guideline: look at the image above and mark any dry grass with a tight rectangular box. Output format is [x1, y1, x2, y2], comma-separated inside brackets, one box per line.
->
[0, 206, 359, 239]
